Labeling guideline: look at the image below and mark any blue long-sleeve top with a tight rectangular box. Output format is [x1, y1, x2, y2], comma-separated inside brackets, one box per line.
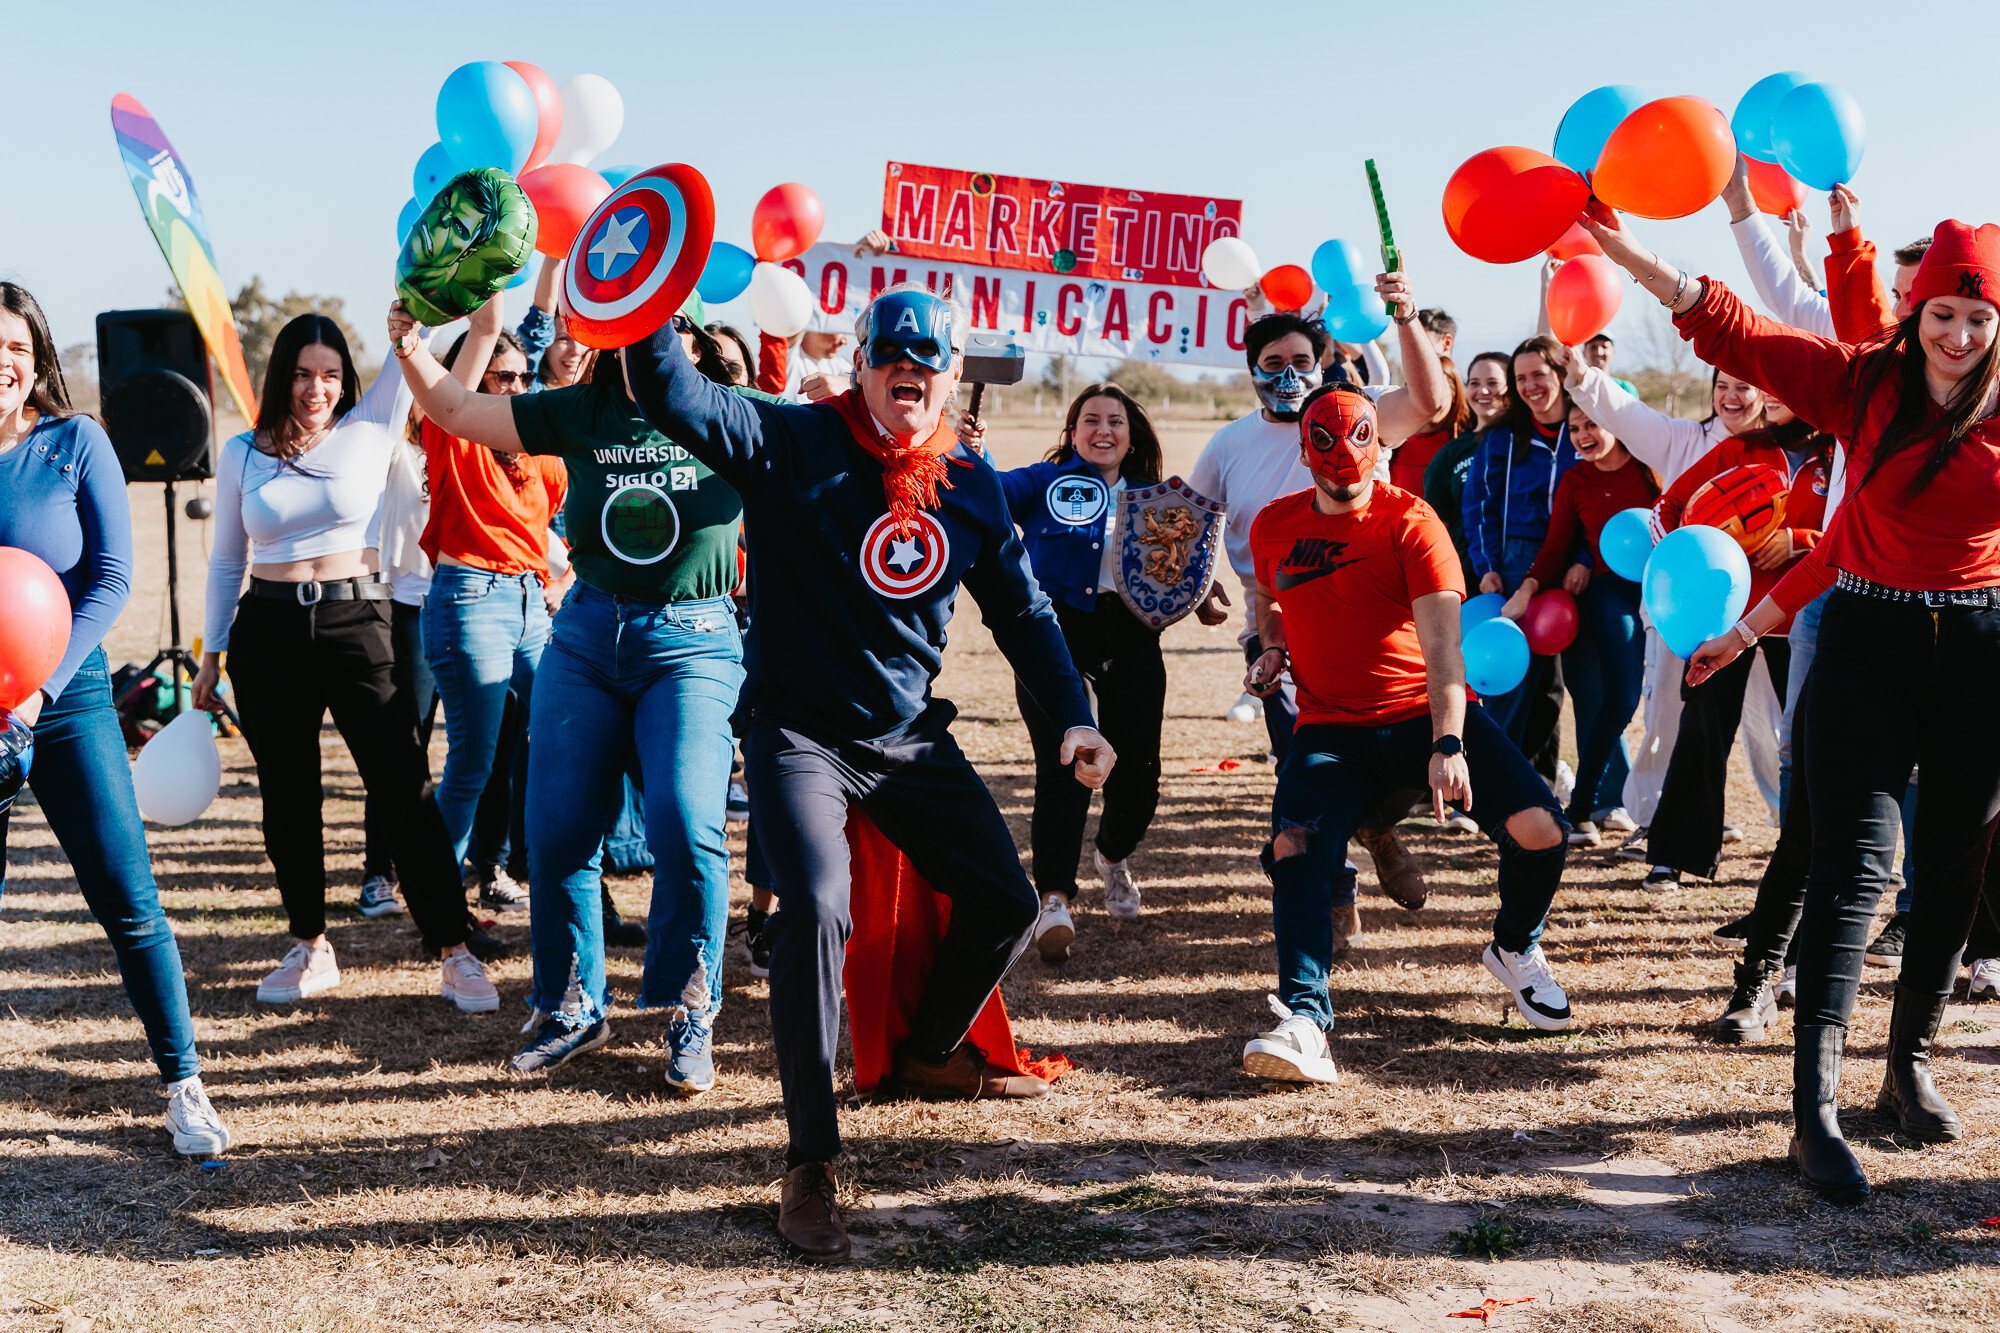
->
[624, 328, 1094, 743]
[998, 456, 1117, 612]
[0, 416, 133, 701]
[1461, 419, 1577, 583]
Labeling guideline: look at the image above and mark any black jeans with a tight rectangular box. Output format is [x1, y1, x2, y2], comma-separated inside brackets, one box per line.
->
[1017, 598, 1164, 898]
[1794, 591, 2000, 1029]
[227, 595, 468, 951]
[746, 707, 1040, 1166]
[1522, 653, 1565, 783]
[1648, 637, 1790, 878]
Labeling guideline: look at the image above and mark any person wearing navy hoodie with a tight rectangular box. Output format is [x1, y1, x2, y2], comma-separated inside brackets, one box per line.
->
[624, 282, 1114, 1262]
[0, 283, 231, 1156]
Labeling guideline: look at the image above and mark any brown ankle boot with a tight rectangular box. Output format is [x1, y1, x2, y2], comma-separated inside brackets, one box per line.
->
[1355, 823, 1428, 910]
[892, 1042, 1050, 1100]
[778, 1161, 851, 1262]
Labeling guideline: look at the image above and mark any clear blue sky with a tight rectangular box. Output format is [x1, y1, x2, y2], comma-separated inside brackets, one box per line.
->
[7, 0, 1995, 377]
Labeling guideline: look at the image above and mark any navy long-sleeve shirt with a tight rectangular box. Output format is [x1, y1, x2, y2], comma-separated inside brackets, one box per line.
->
[0, 416, 133, 702]
[624, 328, 1094, 743]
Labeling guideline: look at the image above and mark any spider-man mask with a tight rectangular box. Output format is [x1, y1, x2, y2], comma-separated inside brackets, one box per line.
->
[1302, 389, 1379, 490]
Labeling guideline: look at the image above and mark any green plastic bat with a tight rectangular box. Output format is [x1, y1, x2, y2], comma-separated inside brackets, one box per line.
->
[1365, 159, 1400, 276]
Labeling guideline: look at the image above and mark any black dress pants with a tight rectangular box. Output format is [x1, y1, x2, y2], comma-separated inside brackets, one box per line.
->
[1649, 638, 1790, 878]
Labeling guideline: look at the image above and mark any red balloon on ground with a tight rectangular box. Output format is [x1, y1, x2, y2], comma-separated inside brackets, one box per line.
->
[1547, 222, 1603, 261]
[1521, 588, 1580, 656]
[521, 164, 612, 257]
[1443, 147, 1591, 264]
[1260, 264, 1315, 311]
[0, 547, 71, 711]
[1547, 254, 1623, 345]
[751, 183, 825, 262]
[505, 61, 563, 176]
[1746, 157, 1807, 217]
[1593, 96, 1736, 220]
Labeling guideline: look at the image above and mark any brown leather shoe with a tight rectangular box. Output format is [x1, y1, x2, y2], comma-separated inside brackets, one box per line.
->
[778, 1162, 851, 1263]
[1355, 823, 1427, 910]
[892, 1042, 1050, 1100]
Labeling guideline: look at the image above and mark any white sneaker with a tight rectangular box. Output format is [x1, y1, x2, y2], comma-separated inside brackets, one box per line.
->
[1034, 891, 1076, 961]
[1567, 820, 1603, 848]
[1482, 942, 1575, 1032]
[1242, 995, 1338, 1083]
[358, 873, 404, 918]
[1968, 957, 2000, 1001]
[1095, 849, 1141, 921]
[478, 869, 530, 913]
[1595, 807, 1638, 834]
[1226, 692, 1263, 722]
[440, 947, 500, 1013]
[1443, 812, 1479, 835]
[1552, 761, 1576, 808]
[1720, 823, 1745, 845]
[1775, 964, 1797, 1008]
[164, 1077, 231, 1156]
[256, 939, 340, 1003]
[1613, 827, 1650, 862]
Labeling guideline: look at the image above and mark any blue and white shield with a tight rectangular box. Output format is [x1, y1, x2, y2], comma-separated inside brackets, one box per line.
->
[1115, 476, 1225, 629]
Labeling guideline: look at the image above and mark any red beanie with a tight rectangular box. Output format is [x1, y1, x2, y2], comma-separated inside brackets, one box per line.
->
[1907, 220, 2000, 309]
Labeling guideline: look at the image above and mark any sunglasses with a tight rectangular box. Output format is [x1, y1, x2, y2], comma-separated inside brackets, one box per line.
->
[484, 370, 534, 389]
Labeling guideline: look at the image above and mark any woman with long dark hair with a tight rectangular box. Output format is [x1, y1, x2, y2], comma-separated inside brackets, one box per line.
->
[1588, 212, 2000, 1203]
[192, 315, 496, 1013]
[995, 384, 1168, 957]
[0, 283, 231, 1153]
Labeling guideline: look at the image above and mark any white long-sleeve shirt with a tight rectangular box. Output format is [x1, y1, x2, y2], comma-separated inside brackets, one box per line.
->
[1728, 214, 1834, 339]
[1568, 366, 1727, 486]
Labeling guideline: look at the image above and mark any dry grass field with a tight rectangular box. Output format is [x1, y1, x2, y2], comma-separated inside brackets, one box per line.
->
[3, 418, 1997, 1331]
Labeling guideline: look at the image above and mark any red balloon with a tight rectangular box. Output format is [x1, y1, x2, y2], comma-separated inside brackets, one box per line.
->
[1443, 147, 1591, 264]
[1521, 588, 1580, 656]
[1746, 157, 1807, 218]
[521, 164, 612, 257]
[1593, 96, 1736, 220]
[0, 547, 71, 711]
[1546, 254, 1623, 345]
[1547, 222, 1602, 261]
[750, 183, 825, 262]
[505, 61, 563, 176]
[1260, 264, 1315, 311]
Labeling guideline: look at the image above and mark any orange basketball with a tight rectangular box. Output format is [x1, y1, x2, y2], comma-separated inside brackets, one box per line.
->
[1684, 464, 1789, 553]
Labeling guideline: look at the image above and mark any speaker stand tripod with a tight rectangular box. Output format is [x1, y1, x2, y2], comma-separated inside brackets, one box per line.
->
[118, 478, 238, 729]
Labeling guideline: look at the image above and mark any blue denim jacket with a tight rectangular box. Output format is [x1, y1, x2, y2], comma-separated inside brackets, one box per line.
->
[998, 457, 1117, 613]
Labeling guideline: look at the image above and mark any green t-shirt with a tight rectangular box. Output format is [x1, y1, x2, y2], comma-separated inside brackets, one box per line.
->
[513, 378, 772, 602]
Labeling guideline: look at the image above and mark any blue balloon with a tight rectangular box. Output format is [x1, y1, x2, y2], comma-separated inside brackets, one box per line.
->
[1552, 84, 1648, 176]
[599, 164, 640, 190]
[1771, 81, 1865, 191]
[436, 61, 539, 174]
[1461, 591, 1506, 634]
[1311, 239, 1391, 341]
[412, 142, 456, 205]
[1599, 506, 1656, 582]
[1464, 616, 1531, 696]
[1643, 525, 1753, 659]
[697, 241, 758, 304]
[395, 197, 421, 246]
[504, 267, 529, 290]
[1732, 71, 1809, 163]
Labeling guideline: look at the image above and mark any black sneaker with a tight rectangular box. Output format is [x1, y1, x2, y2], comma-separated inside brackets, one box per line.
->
[1865, 912, 1908, 962]
[463, 918, 515, 962]
[602, 888, 646, 949]
[1713, 911, 1754, 941]
[508, 1016, 612, 1073]
[747, 908, 772, 979]
[1641, 867, 1682, 891]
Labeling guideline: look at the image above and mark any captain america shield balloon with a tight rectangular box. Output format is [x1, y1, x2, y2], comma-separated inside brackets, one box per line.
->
[561, 162, 715, 348]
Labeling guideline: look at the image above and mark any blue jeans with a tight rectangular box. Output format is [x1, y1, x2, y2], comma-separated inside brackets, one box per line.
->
[7, 650, 199, 1081]
[526, 586, 743, 1026]
[1562, 575, 1642, 818]
[423, 566, 550, 867]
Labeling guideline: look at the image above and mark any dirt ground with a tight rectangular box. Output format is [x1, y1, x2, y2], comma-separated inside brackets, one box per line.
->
[3, 418, 1997, 1332]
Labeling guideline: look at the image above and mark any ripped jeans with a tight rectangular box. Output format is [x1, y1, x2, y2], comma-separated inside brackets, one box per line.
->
[525, 586, 744, 1027]
[1268, 706, 1568, 1030]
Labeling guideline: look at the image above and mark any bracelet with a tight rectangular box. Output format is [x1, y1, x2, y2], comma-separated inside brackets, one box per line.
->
[1732, 619, 1757, 647]
[1663, 270, 1687, 309]
[392, 335, 415, 360]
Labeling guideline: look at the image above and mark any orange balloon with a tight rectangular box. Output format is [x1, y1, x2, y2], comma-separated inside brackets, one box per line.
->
[1593, 96, 1736, 220]
[1260, 264, 1315, 311]
[1546, 254, 1623, 345]
[1746, 157, 1807, 217]
[1547, 222, 1603, 261]
[1443, 147, 1591, 264]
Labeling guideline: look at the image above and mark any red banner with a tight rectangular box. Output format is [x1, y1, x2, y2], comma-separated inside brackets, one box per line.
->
[879, 161, 1243, 290]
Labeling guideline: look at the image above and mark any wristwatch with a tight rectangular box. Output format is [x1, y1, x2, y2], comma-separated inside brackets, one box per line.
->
[1431, 735, 1463, 757]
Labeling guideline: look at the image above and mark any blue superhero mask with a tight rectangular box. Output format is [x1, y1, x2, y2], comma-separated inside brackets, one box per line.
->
[1252, 363, 1321, 419]
[865, 291, 956, 373]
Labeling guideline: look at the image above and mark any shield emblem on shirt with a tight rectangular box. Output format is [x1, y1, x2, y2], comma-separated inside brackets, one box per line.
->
[1115, 477, 1225, 628]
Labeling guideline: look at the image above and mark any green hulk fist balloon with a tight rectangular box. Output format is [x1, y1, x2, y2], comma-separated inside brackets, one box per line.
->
[395, 168, 537, 327]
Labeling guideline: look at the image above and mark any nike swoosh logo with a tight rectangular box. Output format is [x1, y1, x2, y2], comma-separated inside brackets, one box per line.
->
[1274, 558, 1364, 591]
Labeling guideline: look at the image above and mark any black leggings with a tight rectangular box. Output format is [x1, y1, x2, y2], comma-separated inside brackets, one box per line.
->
[1017, 598, 1164, 897]
[1650, 637, 1790, 878]
[1793, 591, 2000, 1029]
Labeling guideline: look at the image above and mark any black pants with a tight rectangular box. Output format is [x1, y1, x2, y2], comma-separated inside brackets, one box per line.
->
[1648, 637, 1790, 878]
[1740, 670, 1817, 977]
[1016, 598, 1164, 898]
[1794, 591, 2000, 1029]
[227, 595, 468, 951]
[746, 707, 1040, 1166]
[1523, 653, 1565, 783]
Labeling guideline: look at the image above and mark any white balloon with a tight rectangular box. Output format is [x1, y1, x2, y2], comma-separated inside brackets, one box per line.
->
[1201, 236, 1262, 290]
[746, 263, 816, 339]
[132, 708, 222, 827]
[548, 74, 624, 167]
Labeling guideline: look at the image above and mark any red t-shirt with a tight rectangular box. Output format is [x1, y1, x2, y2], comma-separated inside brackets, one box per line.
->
[1251, 483, 1466, 727]
[1526, 456, 1661, 588]
[419, 419, 569, 576]
[1389, 424, 1453, 494]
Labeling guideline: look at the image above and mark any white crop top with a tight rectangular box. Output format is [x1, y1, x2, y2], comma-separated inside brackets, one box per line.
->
[203, 361, 413, 650]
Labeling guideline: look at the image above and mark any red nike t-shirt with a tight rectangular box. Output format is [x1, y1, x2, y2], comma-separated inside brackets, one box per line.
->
[1251, 483, 1466, 727]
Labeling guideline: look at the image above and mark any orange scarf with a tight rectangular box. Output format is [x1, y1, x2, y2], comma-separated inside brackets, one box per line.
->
[829, 389, 971, 536]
